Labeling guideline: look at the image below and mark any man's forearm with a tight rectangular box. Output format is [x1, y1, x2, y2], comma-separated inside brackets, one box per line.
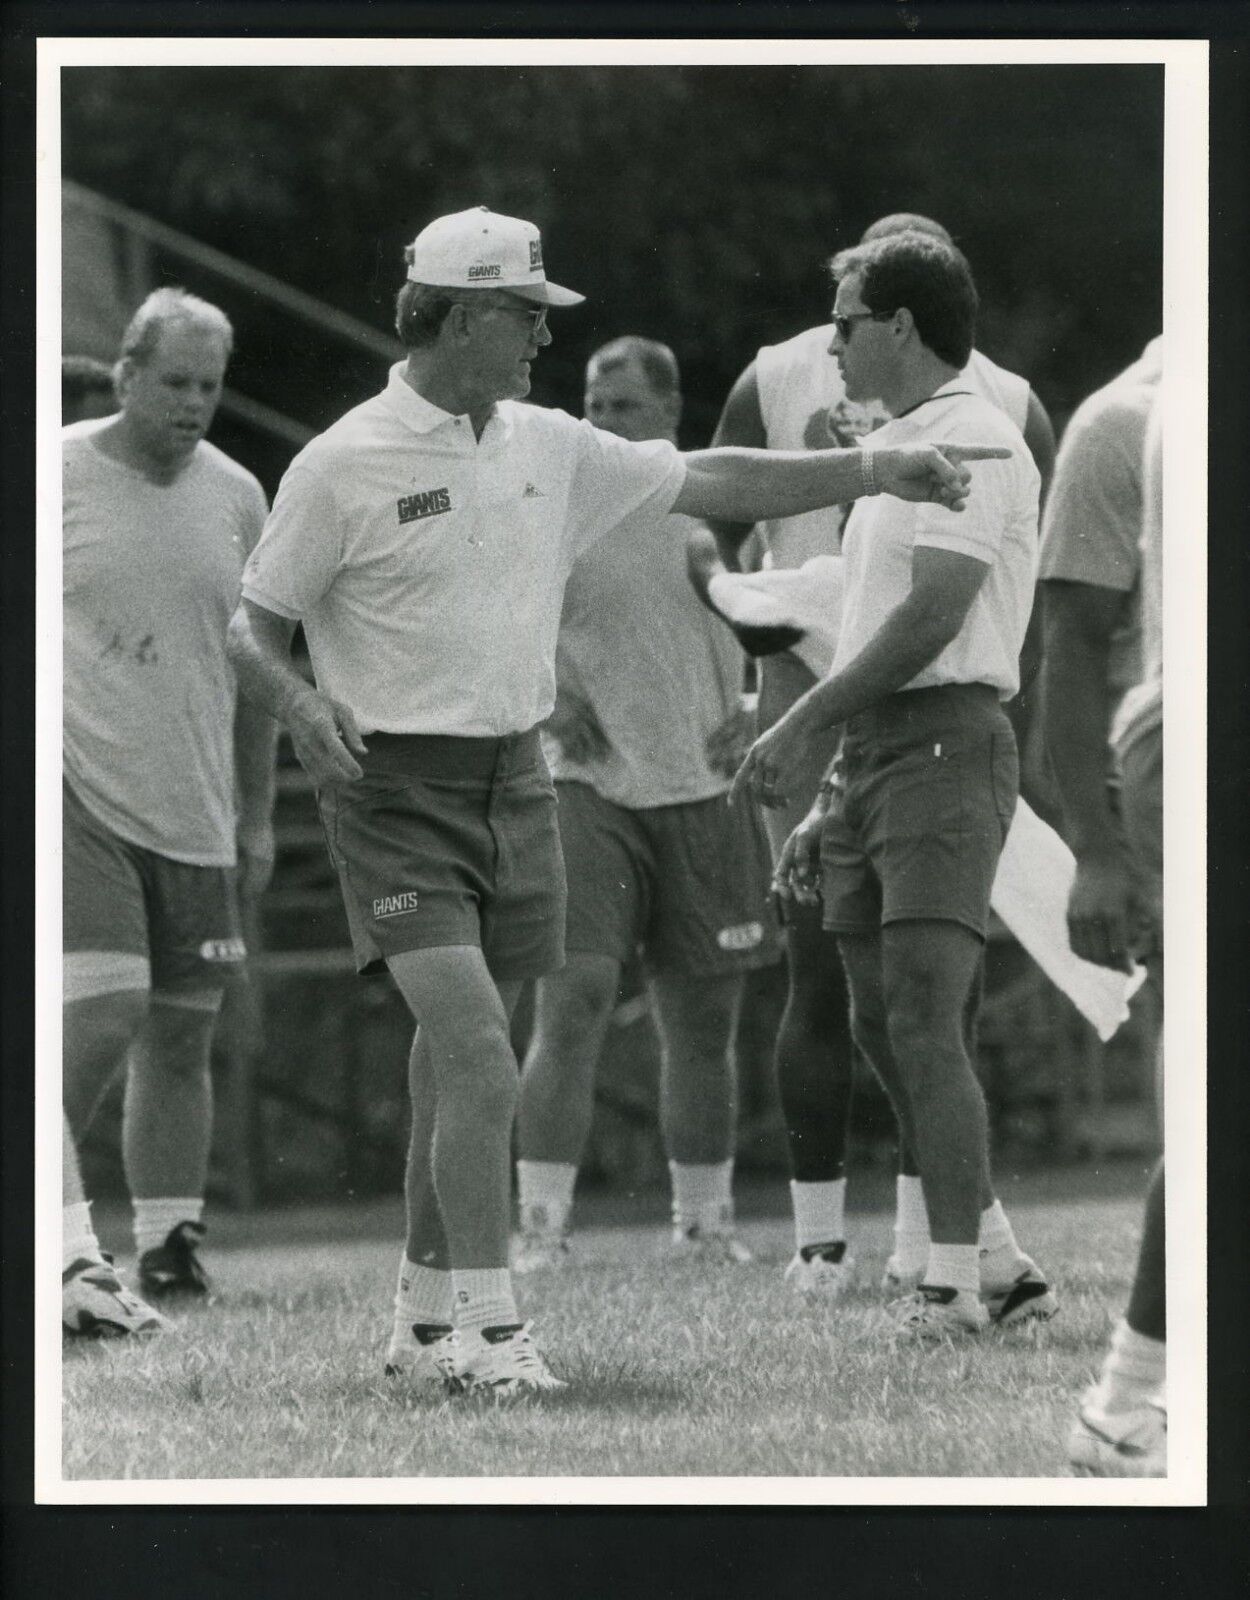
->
[792, 602, 960, 733]
[681, 446, 870, 524]
[233, 697, 278, 833]
[1042, 641, 1120, 858]
[1039, 585, 1124, 859]
[227, 603, 317, 727]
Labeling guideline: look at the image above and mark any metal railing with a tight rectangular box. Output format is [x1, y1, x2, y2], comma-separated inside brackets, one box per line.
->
[63, 179, 403, 449]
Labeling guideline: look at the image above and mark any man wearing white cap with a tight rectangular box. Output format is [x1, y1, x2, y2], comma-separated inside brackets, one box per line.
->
[227, 206, 1003, 1395]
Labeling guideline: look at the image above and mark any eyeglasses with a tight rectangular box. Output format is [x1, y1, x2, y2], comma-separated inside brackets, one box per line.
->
[488, 300, 549, 338]
[832, 311, 894, 342]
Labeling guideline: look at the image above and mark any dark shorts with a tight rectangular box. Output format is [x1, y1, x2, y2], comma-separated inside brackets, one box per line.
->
[819, 684, 1018, 940]
[557, 781, 782, 977]
[62, 777, 245, 998]
[1118, 718, 1163, 956]
[318, 728, 566, 981]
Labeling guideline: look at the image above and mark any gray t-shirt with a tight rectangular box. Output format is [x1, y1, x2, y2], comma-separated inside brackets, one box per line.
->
[542, 510, 743, 809]
[62, 422, 268, 864]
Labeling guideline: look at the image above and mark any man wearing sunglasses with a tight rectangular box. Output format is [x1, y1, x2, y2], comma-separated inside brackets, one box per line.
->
[227, 206, 1003, 1396]
[733, 229, 1054, 1339]
[687, 213, 1055, 1308]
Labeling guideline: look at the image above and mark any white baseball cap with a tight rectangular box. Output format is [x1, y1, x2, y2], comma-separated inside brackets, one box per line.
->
[405, 206, 585, 306]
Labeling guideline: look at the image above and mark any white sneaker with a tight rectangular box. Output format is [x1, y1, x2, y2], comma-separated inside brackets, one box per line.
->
[511, 1232, 573, 1275]
[62, 1256, 171, 1337]
[1069, 1398, 1167, 1477]
[881, 1254, 926, 1295]
[889, 1284, 990, 1339]
[670, 1225, 753, 1264]
[983, 1261, 1059, 1326]
[447, 1321, 567, 1396]
[383, 1320, 456, 1385]
[784, 1242, 854, 1299]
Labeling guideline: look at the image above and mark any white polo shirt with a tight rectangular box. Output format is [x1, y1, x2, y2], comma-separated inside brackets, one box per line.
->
[832, 381, 1040, 700]
[242, 364, 687, 736]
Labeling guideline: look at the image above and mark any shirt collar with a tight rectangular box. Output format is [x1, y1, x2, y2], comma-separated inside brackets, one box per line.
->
[380, 362, 464, 437]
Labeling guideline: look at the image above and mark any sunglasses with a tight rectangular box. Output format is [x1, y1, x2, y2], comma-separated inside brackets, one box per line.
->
[832, 310, 894, 342]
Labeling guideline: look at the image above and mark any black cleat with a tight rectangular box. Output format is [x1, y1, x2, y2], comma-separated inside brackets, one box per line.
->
[137, 1220, 211, 1301]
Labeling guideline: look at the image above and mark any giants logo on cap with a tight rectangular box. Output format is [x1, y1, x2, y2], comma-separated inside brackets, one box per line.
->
[467, 263, 502, 280]
[529, 239, 543, 270]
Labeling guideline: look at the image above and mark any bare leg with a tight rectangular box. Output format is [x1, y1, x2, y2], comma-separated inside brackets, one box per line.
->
[387, 946, 521, 1269]
[773, 906, 858, 1181]
[881, 920, 990, 1245]
[122, 995, 220, 1199]
[63, 990, 148, 1139]
[650, 969, 741, 1165]
[517, 953, 621, 1165]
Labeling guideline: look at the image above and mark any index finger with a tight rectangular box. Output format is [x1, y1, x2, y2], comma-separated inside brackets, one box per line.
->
[938, 444, 1014, 466]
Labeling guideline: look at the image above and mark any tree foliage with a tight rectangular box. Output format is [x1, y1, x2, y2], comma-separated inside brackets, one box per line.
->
[63, 64, 1162, 443]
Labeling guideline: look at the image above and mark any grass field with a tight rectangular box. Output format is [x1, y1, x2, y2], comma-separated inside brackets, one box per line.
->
[60, 1171, 1153, 1484]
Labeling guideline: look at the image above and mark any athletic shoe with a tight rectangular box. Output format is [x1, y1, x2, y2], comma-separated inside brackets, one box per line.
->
[889, 1284, 990, 1339]
[446, 1321, 567, 1396]
[983, 1263, 1059, 1326]
[511, 1232, 573, 1275]
[1069, 1398, 1167, 1477]
[784, 1241, 854, 1299]
[670, 1224, 753, 1264]
[137, 1220, 211, 1300]
[881, 1255, 925, 1294]
[62, 1256, 171, 1338]
[383, 1320, 456, 1385]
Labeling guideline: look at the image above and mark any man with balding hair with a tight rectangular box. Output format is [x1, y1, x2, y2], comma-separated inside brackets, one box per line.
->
[514, 336, 781, 1272]
[62, 288, 275, 1334]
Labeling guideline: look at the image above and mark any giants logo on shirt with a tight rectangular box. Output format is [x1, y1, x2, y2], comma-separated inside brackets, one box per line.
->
[397, 488, 452, 524]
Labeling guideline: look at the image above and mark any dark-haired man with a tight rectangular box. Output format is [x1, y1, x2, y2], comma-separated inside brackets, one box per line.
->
[227, 206, 1003, 1393]
[735, 230, 1055, 1338]
[689, 213, 1055, 1301]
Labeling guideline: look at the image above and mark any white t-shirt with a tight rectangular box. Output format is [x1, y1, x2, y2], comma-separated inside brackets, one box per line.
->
[242, 364, 687, 738]
[755, 324, 1031, 571]
[63, 421, 268, 864]
[833, 382, 1040, 700]
[1111, 390, 1163, 753]
[542, 510, 743, 809]
[1039, 338, 1162, 698]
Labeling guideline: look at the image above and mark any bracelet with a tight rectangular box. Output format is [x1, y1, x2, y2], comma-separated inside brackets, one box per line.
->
[860, 448, 878, 498]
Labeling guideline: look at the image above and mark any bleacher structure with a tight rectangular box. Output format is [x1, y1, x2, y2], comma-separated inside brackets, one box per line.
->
[62, 181, 1156, 1210]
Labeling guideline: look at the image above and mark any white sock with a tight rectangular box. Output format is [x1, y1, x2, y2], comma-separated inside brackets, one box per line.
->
[669, 1159, 734, 1233]
[63, 1200, 103, 1268]
[892, 1175, 930, 1271]
[453, 1267, 519, 1335]
[790, 1178, 847, 1252]
[394, 1256, 454, 1329]
[516, 1159, 577, 1237]
[133, 1196, 203, 1257]
[978, 1199, 1029, 1286]
[1090, 1319, 1167, 1414]
[924, 1242, 980, 1295]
